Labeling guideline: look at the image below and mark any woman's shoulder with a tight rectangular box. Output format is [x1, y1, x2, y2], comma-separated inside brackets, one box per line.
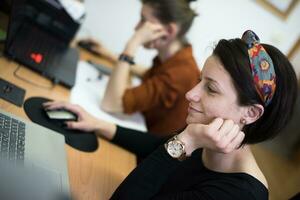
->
[192, 165, 268, 199]
[231, 147, 268, 190]
[240, 158, 269, 190]
[202, 171, 269, 200]
[195, 148, 268, 198]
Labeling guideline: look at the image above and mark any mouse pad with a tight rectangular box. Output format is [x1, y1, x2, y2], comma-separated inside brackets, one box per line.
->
[24, 97, 98, 152]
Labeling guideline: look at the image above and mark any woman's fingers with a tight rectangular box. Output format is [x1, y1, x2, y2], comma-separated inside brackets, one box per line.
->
[65, 121, 83, 130]
[207, 118, 224, 133]
[207, 119, 244, 153]
[220, 125, 241, 152]
[225, 131, 245, 153]
[61, 104, 82, 116]
[148, 22, 164, 32]
[206, 118, 232, 143]
[183, 118, 245, 153]
[152, 30, 167, 40]
[136, 22, 167, 43]
[218, 120, 235, 135]
[43, 101, 82, 117]
[151, 24, 167, 40]
[43, 101, 100, 133]
[43, 101, 66, 110]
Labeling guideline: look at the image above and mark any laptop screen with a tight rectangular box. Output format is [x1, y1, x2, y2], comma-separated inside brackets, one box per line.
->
[0, 4, 10, 45]
[4, 0, 79, 88]
[5, 0, 27, 56]
[5, 0, 76, 57]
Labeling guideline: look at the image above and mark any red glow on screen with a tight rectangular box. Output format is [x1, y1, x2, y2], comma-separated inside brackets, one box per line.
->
[30, 53, 43, 64]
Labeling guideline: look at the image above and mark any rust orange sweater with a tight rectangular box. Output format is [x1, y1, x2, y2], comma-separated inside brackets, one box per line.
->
[122, 45, 200, 137]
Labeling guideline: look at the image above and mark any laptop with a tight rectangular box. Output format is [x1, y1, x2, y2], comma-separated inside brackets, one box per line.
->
[4, 0, 79, 88]
[0, 109, 70, 199]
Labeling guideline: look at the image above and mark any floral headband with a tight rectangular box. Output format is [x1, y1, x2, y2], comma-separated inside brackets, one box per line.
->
[241, 30, 276, 106]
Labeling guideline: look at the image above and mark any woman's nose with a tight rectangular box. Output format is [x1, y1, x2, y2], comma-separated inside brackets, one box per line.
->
[186, 84, 201, 102]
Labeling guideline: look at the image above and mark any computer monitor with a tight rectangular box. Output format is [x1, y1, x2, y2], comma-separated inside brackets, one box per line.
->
[4, 0, 75, 54]
[3, 0, 79, 88]
[0, 0, 12, 43]
[4, 0, 26, 52]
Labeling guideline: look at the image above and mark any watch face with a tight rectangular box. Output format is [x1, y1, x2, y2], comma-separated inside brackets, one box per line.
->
[167, 141, 184, 158]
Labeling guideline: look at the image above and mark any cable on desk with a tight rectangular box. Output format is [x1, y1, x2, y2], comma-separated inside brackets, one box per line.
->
[13, 64, 56, 90]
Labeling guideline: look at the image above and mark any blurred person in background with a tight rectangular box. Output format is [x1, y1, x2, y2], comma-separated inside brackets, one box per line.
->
[82, 0, 200, 136]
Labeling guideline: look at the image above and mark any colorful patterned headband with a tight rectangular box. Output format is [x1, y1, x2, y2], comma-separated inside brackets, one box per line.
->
[241, 30, 276, 106]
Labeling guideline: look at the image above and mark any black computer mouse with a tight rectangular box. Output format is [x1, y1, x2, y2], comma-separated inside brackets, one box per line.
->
[77, 40, 101, 56]
[77, 40, 94, 48]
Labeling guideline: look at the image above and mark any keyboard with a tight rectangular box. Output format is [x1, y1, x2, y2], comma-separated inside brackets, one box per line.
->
[0, 113, 26, 161]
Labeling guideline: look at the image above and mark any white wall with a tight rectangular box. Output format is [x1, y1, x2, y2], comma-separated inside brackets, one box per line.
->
[77, 0, 300, 69]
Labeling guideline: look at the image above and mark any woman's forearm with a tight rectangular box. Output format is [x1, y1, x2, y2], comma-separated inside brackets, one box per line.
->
[101, 37, 141, 113]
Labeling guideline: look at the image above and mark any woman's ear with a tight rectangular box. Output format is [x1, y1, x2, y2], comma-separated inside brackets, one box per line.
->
[242, 104, 264, 125]
[164, 22, 179, 41]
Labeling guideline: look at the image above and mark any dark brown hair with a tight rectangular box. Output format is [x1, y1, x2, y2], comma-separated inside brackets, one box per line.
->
[213, 39, 298, 144]
[141, 0, 197, 38]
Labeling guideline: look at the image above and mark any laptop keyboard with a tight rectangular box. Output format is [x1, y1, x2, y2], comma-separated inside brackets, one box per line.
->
[0, 113, 26, 162]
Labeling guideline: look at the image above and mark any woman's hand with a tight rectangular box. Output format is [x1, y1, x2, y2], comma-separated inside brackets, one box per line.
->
[178, 118, 245, 155]
[43, 101, 117, 140]
[134, 21, 167, 45]
[124, 22, 167, 55]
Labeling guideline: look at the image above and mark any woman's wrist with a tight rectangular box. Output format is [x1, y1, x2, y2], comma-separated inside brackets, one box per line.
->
[94, 121, 117, 141]
[123, 36, 141, 56]
[177, 130, 199, 156]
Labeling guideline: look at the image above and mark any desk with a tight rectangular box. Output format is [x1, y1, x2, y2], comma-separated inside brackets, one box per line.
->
[0, 51, 137, 200]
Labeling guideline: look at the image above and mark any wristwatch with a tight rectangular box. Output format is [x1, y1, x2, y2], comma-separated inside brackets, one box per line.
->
[118, 53, 135, 65]
[164, 135, 186, 161]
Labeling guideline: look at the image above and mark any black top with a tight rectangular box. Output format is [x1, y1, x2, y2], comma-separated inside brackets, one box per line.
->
[110, 126, 268, 200]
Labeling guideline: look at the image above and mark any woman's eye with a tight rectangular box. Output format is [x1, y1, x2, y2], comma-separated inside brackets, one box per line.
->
[208, 87, 214, 92]
[206, 84, 216, 93]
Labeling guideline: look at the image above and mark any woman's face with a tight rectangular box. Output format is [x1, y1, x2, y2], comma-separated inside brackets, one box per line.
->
[186, 56, 244, 125]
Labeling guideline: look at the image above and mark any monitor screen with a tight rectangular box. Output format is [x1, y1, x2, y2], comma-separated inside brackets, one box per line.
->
[0, 0, 12, 46]
[4, 0, 27, 55]
[4, 0, 78, 56]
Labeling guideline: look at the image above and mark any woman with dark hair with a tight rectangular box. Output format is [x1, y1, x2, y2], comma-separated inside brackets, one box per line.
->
[44, 30, 298, 199]
[88, 0, 200, 136]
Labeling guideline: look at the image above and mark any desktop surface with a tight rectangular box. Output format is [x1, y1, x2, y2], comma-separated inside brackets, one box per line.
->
[0, 51, 137, 200]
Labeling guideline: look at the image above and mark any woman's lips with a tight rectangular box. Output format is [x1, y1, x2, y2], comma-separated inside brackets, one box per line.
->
[188, 105, 203, 113]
